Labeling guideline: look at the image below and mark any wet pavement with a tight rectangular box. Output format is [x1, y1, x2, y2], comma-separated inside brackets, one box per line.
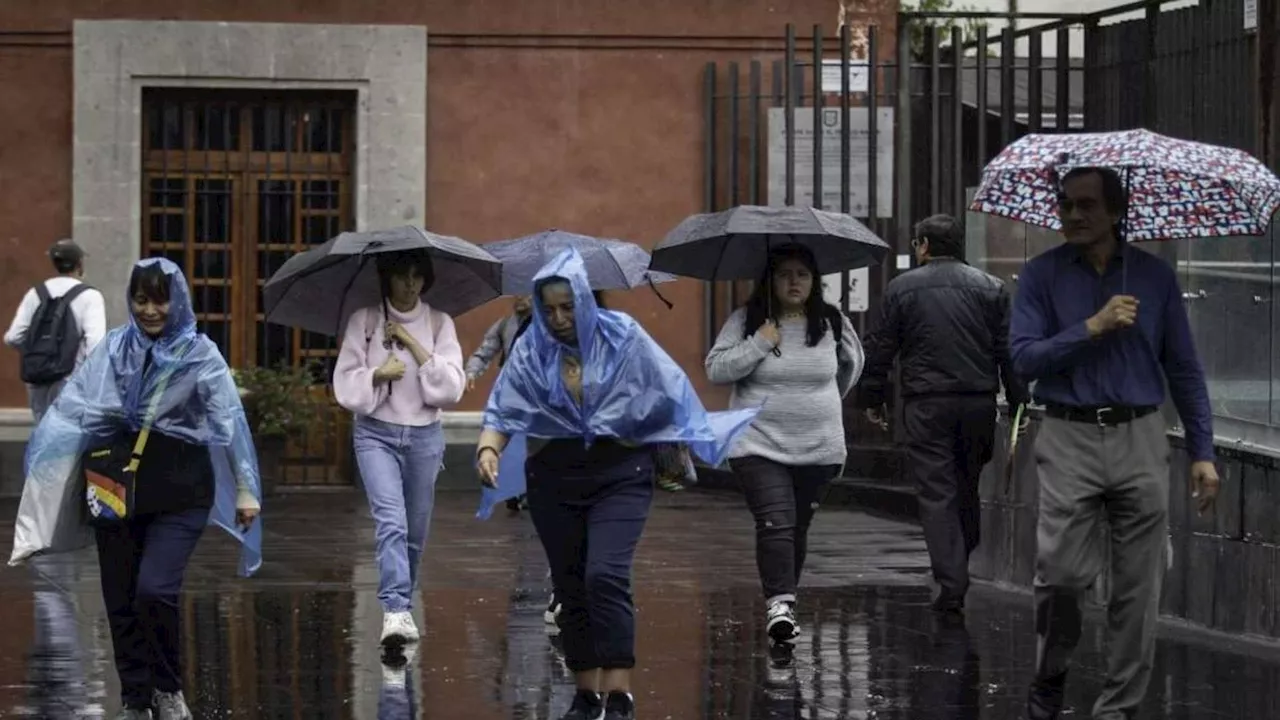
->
[0, 486, 1278, 719]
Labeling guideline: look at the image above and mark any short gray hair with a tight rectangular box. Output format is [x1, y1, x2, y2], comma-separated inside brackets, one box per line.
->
[913, 214, 964, 258]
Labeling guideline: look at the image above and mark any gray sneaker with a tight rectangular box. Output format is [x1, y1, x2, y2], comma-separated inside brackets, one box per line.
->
[114, 709, 153, 720]
[152, 690, 192, 720]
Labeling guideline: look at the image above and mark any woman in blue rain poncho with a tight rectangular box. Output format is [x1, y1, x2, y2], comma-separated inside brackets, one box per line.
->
[475, 249, 758, 720]
[9, 258, 263, 720]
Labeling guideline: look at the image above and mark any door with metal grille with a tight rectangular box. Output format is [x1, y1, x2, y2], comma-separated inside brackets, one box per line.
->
[140, 88, 357, 486]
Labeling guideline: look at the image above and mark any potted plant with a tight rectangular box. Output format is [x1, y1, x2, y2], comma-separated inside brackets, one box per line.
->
[232, 362, 323, 497]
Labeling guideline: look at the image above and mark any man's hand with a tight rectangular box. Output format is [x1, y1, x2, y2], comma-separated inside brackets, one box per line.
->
[1086, 295, 1139, 337]
[864, 406, 889, 431]
[1190, 460, 1220, 516]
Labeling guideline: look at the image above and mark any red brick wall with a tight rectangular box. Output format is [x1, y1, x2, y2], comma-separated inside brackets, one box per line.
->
[0, 0, 898, 409]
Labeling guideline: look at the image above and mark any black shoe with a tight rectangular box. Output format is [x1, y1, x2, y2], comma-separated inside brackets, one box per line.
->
[506, 497, 522, 513]
[560, 689, 604, 720]
[1026, 672, 1067, 720]
[604, 691, 636, 720]
[931, 589, 965, 614]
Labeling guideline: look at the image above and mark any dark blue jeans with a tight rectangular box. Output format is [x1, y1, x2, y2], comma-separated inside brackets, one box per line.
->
[95, 507, 209, 709]
[526, 443, 654, 672]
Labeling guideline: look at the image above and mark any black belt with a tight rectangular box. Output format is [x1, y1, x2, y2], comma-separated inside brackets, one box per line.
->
[1043, 403, 1158, 426]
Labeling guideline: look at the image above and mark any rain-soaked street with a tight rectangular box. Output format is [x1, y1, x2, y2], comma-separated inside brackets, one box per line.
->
[2, 481, 1280, 719]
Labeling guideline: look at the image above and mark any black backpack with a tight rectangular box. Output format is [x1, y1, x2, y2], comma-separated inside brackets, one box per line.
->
[20, 283, 91, 385]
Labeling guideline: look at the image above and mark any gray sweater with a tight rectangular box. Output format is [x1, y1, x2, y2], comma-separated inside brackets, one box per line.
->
[705, 308, 864, 467]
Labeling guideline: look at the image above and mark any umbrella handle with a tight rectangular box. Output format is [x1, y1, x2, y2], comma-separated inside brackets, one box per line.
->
[647, 275, 674, 309]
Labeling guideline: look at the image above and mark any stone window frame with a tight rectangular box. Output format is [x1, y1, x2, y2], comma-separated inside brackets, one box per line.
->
[72, 19, 427, 325]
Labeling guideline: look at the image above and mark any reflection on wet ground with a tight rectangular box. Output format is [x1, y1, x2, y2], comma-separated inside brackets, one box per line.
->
[0, 489, 1278, 718]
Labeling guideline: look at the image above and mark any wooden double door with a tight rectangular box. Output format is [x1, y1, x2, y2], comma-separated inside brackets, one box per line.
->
[140, 88, 358, 485]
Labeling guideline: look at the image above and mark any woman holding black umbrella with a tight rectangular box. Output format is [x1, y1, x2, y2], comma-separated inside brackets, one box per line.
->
[705, 244, 864, 645]
[333, 249, 467, 652]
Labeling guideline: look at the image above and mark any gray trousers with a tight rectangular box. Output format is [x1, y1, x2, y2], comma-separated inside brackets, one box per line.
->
[1030, 412, 1169, 720]
[27, 380, 66, 424]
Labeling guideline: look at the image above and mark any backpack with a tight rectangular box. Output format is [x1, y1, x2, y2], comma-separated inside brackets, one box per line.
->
[20, 283, 91, 385]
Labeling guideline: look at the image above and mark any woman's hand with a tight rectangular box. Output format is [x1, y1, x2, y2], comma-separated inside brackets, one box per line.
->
[385, 321, 413, 345]
[373, 355, 407, 383]
[386, 321, 433, 366]
[236, 507, 259, 532]
[477, 447, 500, 488]
[755, 319, 781, 348]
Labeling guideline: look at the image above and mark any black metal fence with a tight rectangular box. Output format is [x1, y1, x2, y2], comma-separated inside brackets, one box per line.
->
[702, 0, 1272, 470]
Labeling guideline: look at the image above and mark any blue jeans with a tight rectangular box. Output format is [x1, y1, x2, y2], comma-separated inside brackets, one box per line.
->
[353, 417, 445, 612]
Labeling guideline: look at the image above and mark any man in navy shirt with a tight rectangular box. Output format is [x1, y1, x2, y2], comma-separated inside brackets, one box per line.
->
[1011, 166, 1219, 720]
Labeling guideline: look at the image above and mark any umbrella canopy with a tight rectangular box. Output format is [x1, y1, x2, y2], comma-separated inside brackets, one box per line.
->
[263, 226, 503, 336]
[649, 205, 890, 281]
[969, 128, 1280, 240]
[483, 229, 677, 295]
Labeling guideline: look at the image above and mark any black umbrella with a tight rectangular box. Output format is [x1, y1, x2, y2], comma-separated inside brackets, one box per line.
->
[649, 205, 890, 281]
[263, 226, 503, 336]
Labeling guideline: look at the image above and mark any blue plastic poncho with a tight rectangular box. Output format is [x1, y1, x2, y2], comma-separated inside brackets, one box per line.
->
[477, 249, 759, 517]
[9, 258, 263, 576]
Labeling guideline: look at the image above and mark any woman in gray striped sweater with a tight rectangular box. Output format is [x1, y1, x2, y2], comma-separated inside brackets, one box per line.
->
[705, 244, 865, 643]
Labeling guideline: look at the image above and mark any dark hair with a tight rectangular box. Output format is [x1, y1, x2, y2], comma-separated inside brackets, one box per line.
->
[1060, 166, 1130, 235]
[128, 263, 170, 304]
[375, 250, 435, 300]
[913, 214, 964, 258]
[52, 257, 80, 274]
[742, 244, 842, 348]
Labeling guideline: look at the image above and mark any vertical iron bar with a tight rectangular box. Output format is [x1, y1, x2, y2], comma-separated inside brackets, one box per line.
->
[928, 25, 941, 213]
[729, 62, 741, 207]
[976, 26, 989, 164]
[951, 26, 965, 218]
[1056, 26, 1071, 131]
[867, 24, 880, 334]
[868, 25, 879, 228]
[1144, 3, 1159, 129]
[1028, 31, 1043, 133]
[1084, 19, 1098, 131]
[785, 24, 796, 206]
[840, 23, 852, 313]
[895, 14, 913, 254]
[728, 62, 741, 316]
[749, 61, 762, 205]
[703, 63, 718, 351]
[1001, 29, 1015, 146]
[813, 24, 824, 210]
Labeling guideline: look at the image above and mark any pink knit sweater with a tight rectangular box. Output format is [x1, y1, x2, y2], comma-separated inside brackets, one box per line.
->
[332, 301, 466, 426]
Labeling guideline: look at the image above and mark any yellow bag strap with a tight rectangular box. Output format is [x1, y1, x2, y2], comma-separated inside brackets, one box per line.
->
[124, 344, 186, 473]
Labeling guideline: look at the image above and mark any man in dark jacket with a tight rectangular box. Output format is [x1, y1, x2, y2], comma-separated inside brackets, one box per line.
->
[860, 214, 1028, 615]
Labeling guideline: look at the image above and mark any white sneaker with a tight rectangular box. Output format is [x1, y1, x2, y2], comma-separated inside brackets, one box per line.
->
[381, 643, 417, 687]
[380, 610, 419, 646]
[766, 601, 799, 642]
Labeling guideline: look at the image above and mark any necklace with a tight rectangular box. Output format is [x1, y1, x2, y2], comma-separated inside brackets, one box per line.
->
[778, 311, 804, 321]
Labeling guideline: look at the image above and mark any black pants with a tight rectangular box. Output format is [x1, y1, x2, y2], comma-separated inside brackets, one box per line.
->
[526, 444, 654, 672]
[96, 507, 209, 709]
[902, 394, 997, 604]
[729, 456, 841, 603]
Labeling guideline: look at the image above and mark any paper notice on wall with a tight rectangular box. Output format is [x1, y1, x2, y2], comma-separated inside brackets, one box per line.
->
[822, 267, 869, 313]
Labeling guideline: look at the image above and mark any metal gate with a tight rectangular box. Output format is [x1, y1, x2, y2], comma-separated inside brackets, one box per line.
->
[700, 11, 1083, 483]
[140, 88, 357, 486]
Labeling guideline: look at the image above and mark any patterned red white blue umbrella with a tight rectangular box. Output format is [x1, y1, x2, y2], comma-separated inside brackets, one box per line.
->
[969, 129, 1280, 240]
